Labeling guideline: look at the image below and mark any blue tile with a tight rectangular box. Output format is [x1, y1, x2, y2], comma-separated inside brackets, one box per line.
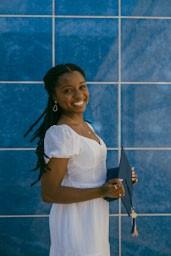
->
[56, 0, 118, 16]
[0, 84, 47, 147]
[85, 84, 118, 147]
[106, 150, 119, 213]
[124, 151, 171, 213]
[122, 216, 171, 256]
[56, 19, 118, 81]
[122, 84, 171, 147]
[122, 19, 171, 82]
[0, 18, 52, 81]
[122, 0, 171, 17]
[109, 216, 119, 255]
[0, 218, 49, 256]
[0, 151, 50, 214]
[0, 0, 52, 15]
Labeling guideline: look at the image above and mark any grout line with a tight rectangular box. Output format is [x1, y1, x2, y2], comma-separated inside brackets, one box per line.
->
[56, 15, 171, 20]
[1, 14, 171, 20]
[55, 15, 118, 19]
[0, 213, 171, 218]
[110, 213, 171, 217]
[0, 148, 36, 151]
[122, 147, 171, 150]
[52, 0, 56, 66]
[1, 147, 171, 151]
[87, 82, 117, 84]
[0, 14, 52, 18]
[121, 82, 171, 85]
[0, 81, 43, 84]
[118, 1, 122, 256]
[0, 215, 49, 218]
[2, 81, 171, 85]
[122, 15, 171, 20]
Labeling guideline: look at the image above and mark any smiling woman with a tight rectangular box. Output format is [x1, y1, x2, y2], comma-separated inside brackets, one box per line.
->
[24, 64, 125, 256]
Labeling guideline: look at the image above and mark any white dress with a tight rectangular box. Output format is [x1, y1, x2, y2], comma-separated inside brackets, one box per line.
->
[44, 122, 110, 256]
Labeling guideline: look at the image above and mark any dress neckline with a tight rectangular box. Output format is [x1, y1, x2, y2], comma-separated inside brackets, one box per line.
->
[55, 123, 103, 146]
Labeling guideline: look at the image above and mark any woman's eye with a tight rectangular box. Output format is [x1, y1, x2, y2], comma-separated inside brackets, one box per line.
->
[64, 89, 72, 94]
[80, 84, 87, 89]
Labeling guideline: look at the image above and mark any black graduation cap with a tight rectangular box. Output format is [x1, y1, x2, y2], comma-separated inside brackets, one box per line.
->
[105, 147, 138, 236]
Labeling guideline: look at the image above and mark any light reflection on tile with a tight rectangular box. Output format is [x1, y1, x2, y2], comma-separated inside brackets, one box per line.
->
[122, 84, 171, 147]
[56, 19, 118, 81]
[85, 84, 118, 147]
[122, 19, 171, 82]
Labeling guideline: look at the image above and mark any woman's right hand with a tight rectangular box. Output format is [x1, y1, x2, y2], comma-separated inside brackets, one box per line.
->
[101, 178, 125, 199]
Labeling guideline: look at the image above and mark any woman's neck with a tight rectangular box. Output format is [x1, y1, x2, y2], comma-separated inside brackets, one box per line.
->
[58, 113, 85, 125]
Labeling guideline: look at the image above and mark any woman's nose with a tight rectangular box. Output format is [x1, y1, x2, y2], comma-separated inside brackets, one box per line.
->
[74, 90, 83, 100]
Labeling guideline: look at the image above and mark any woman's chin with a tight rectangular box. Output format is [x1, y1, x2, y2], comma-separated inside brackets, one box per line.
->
[72, 105, 87, 112]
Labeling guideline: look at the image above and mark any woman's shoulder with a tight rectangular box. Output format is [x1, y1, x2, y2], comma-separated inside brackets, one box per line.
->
[45, 124, 77, 138]
[44, 124, 81, 159]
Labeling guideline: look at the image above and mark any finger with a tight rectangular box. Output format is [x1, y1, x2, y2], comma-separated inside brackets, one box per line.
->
[117, 186, 125, 195]
[113, 184, 118, 190]
[118, 192, 125, 198]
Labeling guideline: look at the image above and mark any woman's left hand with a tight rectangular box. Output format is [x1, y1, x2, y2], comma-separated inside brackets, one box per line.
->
[131, 167, 138, 184]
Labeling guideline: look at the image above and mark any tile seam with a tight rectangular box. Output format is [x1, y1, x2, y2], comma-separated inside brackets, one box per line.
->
[0, 213, 171, 218]
[118, 1, 122, 256]
[1, 15, 171, 20]
[2, 81, 171, 84]
[52, 0, 55, 66]
[1, 147, 171, 151]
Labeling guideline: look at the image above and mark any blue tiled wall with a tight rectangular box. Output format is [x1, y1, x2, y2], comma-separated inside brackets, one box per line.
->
[0, 1, 171, 255]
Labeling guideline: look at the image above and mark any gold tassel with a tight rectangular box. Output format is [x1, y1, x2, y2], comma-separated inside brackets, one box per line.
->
[131, 209, 139, 237]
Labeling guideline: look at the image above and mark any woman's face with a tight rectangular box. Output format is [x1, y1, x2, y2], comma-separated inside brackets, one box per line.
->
[54, 71, 89, 114]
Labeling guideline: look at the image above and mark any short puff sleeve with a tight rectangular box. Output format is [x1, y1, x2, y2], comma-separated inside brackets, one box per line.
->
[44, 125, 80, 162]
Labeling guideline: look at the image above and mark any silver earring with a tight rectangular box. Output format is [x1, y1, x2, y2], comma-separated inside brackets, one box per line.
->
[53, 101, 58, 112]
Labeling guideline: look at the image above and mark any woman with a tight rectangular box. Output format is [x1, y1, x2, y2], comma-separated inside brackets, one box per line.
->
[25, 64, 126, 256]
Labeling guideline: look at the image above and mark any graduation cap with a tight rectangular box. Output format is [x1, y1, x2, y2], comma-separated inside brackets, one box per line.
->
[105, 147, 138, 236]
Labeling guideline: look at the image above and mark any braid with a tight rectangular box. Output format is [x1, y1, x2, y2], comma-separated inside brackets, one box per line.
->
[24, 63, 86, 186]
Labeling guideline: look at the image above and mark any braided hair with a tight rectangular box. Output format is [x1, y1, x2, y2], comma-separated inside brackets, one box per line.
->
[24, 64, 86, 185]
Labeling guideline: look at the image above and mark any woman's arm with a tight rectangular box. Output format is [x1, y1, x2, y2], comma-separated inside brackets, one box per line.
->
[41, 158, 124, 204]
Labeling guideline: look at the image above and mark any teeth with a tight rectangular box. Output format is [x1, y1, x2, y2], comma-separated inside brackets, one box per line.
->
[73, 101, 84, 106]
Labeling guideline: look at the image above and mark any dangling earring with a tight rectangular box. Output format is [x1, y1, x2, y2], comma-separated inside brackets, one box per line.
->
[86, 99, 89, 105]
[53, 101, 58, 112]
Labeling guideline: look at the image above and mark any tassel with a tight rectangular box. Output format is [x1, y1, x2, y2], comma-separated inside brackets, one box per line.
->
[131, 209, 139, 237]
